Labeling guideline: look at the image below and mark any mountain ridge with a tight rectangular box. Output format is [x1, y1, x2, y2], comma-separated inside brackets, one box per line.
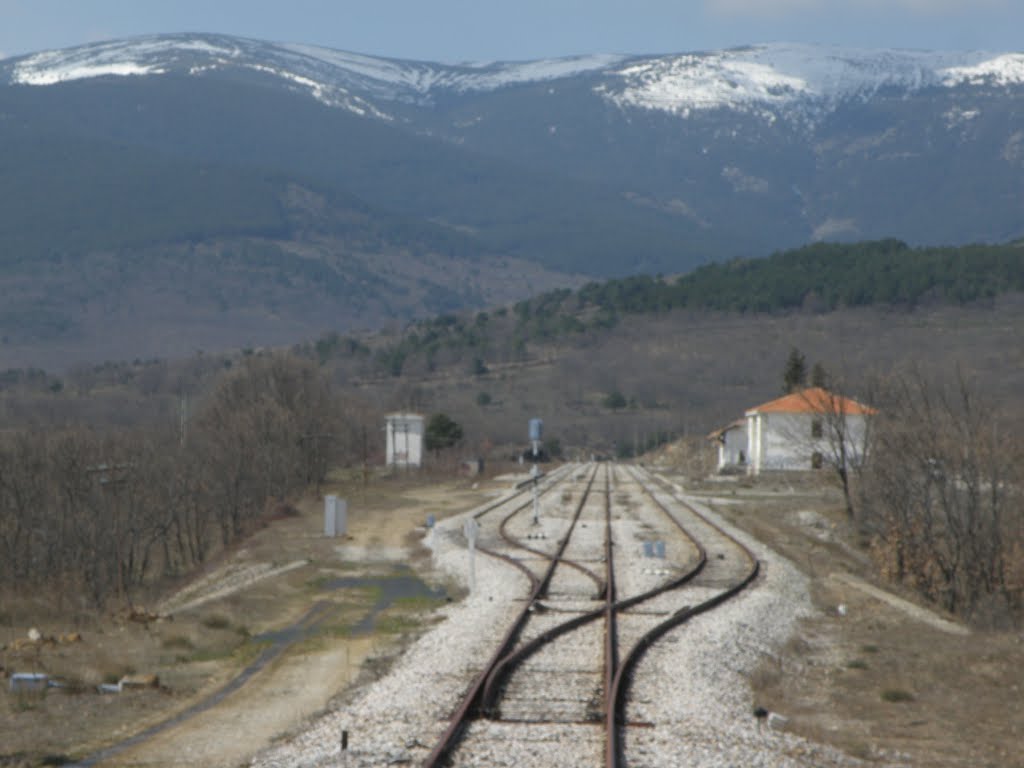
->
[6, 34, 1024, 120]
[3, 33, 1024, 365]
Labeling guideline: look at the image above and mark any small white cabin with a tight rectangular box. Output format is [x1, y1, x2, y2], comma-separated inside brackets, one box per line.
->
[385, 413, 424, 468]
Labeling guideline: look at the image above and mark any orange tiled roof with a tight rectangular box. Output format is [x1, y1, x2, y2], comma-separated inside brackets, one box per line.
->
[745, 387, 877, 416]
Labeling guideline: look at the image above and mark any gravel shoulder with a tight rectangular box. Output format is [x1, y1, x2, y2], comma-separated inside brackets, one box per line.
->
[252, 465, 862, 767]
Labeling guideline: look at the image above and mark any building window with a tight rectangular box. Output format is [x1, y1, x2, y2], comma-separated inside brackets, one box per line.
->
[811, 451, 824, 469]
[811, 418, 823, 438]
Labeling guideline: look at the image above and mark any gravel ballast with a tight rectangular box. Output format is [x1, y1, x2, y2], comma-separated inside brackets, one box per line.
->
[251, 465, 866, 767]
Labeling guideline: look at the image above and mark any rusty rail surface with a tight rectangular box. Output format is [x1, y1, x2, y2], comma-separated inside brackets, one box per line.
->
[605, 466, 760, 767]
[421, 464, 599, 767]
[423, 462, 760, 768]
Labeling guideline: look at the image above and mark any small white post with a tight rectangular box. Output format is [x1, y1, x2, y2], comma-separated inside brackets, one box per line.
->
[324, 495, 338, 537]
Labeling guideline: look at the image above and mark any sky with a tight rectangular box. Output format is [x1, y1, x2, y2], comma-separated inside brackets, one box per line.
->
[1, 0, 1022, 63]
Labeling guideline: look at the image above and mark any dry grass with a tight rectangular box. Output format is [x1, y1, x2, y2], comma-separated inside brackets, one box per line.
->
[705, 476, 1024, 767]
[0, 472, 493, 767]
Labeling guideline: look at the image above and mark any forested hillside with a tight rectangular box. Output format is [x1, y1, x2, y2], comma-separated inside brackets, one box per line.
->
[575, 239, 1024, 314]
[321, 239, 1024, 379]
[3, 239, 1022, 454]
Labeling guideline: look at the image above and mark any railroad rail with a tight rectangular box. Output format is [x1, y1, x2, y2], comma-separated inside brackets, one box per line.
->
[605, 465, 761, 766]
[421, 464, 600, 766]
[422, 462, 763, 768]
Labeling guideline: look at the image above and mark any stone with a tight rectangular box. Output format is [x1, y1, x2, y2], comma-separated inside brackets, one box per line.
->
[120, 673, 160, 689]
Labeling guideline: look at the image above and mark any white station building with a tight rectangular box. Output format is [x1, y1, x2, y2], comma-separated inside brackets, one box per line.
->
[710, 388, 876, 475]
[385, 413, 424, 468]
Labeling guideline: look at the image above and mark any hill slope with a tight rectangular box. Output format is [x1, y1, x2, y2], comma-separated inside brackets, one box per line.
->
[3, 35, 1024, 363]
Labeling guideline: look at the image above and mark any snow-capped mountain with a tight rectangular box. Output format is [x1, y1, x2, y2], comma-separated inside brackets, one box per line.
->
[3, 33, 1024, 364]
[3, 34, 626, 118]
[2, 33, 1024, 283]
[6, 34, 1024, 123]
[602, 44, 1024, 118]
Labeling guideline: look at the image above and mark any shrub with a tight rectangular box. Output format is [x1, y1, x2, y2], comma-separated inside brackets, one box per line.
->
[201, 614, 231, 630]
[881, 688, 915, 703]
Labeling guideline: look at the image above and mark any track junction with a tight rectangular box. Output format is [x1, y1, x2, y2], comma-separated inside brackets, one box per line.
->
[253, 462, 854, 768]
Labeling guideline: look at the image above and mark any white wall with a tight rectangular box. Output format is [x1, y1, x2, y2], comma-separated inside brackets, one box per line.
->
[717, 425, 748, 470]
[386, 414, 424, 468]
[747, 411, 870, 474]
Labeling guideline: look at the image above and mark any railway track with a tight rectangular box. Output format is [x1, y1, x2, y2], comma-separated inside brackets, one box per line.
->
[421, 463, 761, 767]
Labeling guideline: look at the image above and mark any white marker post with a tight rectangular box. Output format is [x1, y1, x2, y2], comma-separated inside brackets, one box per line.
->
[324, 495, 338, 537]
[463, 517, 480, 592]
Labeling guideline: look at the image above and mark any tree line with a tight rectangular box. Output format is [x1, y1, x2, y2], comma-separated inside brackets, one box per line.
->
[0, 353, 371, 613]
[575, 239, 1024, 315]
[5, 238, 1020, 390]
[304, 239, 1024, 379]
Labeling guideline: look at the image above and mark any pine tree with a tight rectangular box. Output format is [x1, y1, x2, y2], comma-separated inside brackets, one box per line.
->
[783, 347, 807, 393]
[811, 362, 829, 388]
[424, 412, 463, 453]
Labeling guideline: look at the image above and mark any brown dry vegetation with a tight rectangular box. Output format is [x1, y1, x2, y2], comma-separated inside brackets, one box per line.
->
[674, 472, 1024, 767]
[0, 469, 493, 767]
[0, 354, 374, 616]
[327, 296, 1024, 461]
[4, 297, 1023, 446]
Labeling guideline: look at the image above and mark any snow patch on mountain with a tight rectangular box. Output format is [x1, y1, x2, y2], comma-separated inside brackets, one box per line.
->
[941, 54, 1024, 87]
[15, 60, 160, 85]
[7, 35, 1024, 122]
[279, 43, 625, 94]
[602, 44, 1024, 120]
[11, 37, 238, 85]
[7, 34, 624, 113]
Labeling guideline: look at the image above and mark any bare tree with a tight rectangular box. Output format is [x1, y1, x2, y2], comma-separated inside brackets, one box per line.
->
[814, 384, 877, 520]
[776, 384, 876, 519]
[0, 351, 364, 613]
[858, 368, 1022, 623]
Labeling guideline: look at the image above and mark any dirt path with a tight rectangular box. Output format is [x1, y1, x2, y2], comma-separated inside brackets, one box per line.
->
[827, 572, 971, 637]
[96, 477, 492, 768]
[115, 638, 375, 767]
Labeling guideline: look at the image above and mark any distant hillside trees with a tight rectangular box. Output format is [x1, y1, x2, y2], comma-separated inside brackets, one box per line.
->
[573, 239, 1024, 317]
[328, 239, 1024, 381]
